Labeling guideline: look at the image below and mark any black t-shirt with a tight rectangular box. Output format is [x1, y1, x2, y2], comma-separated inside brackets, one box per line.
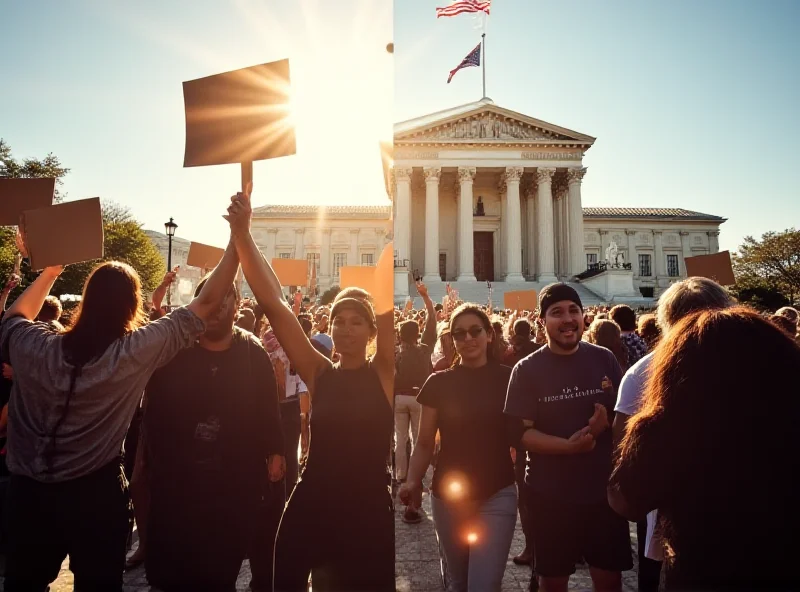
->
[143, 329, 284, 510]
[505, 341, 623, 504]
[417, 361, 521, 502]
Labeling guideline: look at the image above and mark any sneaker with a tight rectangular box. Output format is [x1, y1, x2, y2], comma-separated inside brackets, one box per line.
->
[402, 507, 422, 524]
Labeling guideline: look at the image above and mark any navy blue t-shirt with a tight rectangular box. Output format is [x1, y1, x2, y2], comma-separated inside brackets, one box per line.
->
[504, 341, 623, 504]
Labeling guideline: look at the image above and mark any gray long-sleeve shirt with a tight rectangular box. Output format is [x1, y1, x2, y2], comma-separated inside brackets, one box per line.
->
[1, 307, 205, 482]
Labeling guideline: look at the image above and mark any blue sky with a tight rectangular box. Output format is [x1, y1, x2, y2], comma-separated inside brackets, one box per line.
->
[1, 0, 392, 248]
[395, 0, 800, 252]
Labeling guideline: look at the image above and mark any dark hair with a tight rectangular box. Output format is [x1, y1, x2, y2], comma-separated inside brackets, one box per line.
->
[616, 307, 800, 549]
[609, 304, 637, 332]
[399, 319, 420, 345]
[298, 316, 313, 335]
[637, 313, 661, 350]
[586, 319, 628, 370]
[449, 303, 495, 362]
[62, 262, 147, 367]
[770, 314, 797, 338]
[513, 318, 532, 337]
[37, 295, 63, 323]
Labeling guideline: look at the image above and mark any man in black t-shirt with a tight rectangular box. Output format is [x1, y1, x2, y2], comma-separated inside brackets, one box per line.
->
[505, 283, 632, 592]
[140, 279, 285, 591]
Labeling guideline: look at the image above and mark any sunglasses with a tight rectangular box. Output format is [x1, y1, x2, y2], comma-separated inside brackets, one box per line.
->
[451, 326, 484, 341]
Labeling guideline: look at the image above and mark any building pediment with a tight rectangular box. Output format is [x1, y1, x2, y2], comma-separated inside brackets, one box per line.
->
[394, 99, 595, 147]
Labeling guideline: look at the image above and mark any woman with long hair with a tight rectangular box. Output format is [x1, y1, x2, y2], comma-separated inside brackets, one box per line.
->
[609, 307, 800, 590]
[0, 216, 239, 590]
[225, 192, 395, 591]
[400, 303, 524, 592]
[585, 318, 629, 371]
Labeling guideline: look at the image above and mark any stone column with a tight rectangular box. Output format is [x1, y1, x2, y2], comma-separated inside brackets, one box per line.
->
[567, 167, 587, 277]
[456, 167, 477, 281]
[266, 228, 278, 261]
[680, 231, 692, 276]
[423, 167, 442, 283]
[626, 230, 639, 276]
[349, 229, 359, 266]
[499, 180, 507, 276]
[320, 229, 332, 280]
[526, 181, 537, 279]
[294, 228, 305, 260]
[535, 167, 558, 284]
[653, 231, 665, 277]
[504, 167, 525, 282]
[707, 231, 720, 253]
[394, 167, 413, 265]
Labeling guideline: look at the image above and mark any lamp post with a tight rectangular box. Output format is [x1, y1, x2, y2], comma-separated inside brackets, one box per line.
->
[164, 217, 178, 308]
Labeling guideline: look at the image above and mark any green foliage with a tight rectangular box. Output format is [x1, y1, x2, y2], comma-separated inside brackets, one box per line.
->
[0, 138, 70, 201]
[732, 228, 800, 307]
[0, 141, 165, 303]
[319, 285, 341, 306]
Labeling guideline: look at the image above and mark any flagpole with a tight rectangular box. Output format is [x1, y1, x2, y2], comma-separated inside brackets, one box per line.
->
[481, 32, 486, 99]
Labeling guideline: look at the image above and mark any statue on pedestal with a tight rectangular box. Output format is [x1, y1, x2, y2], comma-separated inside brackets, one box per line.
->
[605, 241, 619, 267]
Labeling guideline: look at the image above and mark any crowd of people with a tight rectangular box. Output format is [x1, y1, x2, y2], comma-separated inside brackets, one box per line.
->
[0, 188, 797, 592]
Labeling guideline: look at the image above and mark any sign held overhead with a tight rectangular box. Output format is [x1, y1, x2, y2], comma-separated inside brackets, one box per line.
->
[0, 178, 55, 226]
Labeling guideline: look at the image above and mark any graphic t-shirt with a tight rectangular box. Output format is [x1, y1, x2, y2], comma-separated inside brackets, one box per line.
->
[418, 362, 522, 502]
[504, 341, 623, 504]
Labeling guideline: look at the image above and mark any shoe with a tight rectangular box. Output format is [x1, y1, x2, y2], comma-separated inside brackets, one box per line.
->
[402, 507, 422, 524]
[513, 550, 532, 566]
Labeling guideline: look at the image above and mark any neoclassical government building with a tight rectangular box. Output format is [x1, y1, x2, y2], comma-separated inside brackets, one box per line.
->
[151, 99, 726, 304]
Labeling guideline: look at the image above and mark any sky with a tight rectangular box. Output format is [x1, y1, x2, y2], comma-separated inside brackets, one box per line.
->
[395, 0, 800, 252]
[2, 1, 798, 254]
[1, 0, 392, 248]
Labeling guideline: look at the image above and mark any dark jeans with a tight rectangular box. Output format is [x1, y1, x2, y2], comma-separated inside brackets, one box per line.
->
[145, 480, 284, 592]
[3, 461, 131, 592]
[281, 399, 301, 499]
[637, 519, 663, 592]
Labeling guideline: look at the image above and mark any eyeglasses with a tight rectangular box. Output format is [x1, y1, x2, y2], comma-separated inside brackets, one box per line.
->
[451, 326, 484, 341]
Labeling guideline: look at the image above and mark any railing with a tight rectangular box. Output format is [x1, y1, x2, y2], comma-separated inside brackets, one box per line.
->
[575, 262, 633, 281]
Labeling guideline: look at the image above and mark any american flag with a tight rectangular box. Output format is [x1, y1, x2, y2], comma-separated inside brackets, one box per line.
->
[447, 42, 481, 84]
[436, 0, 491, 18]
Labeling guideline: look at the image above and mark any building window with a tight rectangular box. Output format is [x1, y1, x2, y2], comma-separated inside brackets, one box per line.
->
[361, 253, 374, 266]
[306, 252, 320, 275]
[667, 254, 680, 277]
[586, 253, 597, 269]
[333, 253, 347, 277]
[279, 252, 291, 259]
[639, 254, 652, 277]
[439, 253, 447, 281]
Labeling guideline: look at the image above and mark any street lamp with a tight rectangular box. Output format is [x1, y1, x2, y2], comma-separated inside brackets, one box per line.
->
[164, 217, 178, 308]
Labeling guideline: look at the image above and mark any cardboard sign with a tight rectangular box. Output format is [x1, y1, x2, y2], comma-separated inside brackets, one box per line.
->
[338, 243, 394, 314]
[22, 198, 103, 270]
[187, 242, 225, 269]
[685, 251, 736, 286]
[182, 59, 295, 168]
[270, 258, 307, 287]
[504, 289, 538, 311]
[0, 178, 55, 226]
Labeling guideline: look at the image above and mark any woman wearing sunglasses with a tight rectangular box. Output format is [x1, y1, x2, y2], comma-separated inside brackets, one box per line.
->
[399, 304, 524, 592]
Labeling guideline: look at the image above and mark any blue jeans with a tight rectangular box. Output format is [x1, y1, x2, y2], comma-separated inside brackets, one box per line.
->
[431, 484, 517, 592]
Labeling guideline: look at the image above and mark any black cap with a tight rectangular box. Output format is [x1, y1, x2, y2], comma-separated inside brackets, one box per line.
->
[538, 283, 583, 317]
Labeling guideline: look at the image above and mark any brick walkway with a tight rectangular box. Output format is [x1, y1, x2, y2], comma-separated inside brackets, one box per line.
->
[6, 484, 640, 591]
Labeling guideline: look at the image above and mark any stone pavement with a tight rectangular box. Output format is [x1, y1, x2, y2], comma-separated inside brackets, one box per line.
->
[8, 486, 640, 591]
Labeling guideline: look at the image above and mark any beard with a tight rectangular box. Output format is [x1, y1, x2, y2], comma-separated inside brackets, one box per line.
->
[548, 321, 582, 350]
[203, 321, 234, 342]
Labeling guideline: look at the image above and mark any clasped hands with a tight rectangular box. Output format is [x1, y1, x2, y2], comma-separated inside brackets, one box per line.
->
[568, 403, 610, 453]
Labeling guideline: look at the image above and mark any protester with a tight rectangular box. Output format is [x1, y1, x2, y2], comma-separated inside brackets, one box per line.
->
[35, 295, 64, 331]
[226, 192, 395, 591]
[139, 276, 285, 591]
[636, 314, 660, 351]
[770, 313, 797, 338]
[432, 326, 456, 371]
[394, 281, 436, 524]
[611, 277, 736, 592]
[400, 303, 523, 592]
[0, 215, 239, 590]
[609, 307, 800, 590]
[609, 304, 647, 366]
[585, 318, 629, 372]
[505, 283, 632, 592]
[504, 317, 540, 367]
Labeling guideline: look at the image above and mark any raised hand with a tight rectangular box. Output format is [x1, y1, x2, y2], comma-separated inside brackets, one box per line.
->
[224, 186, 253, 234]
[416, 280, 429, 300]
[15, 227, 28, 259]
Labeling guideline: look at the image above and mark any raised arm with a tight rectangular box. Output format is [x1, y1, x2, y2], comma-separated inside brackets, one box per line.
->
[151, 268, 177, 314]
[4, 267, 61, 321]
[187, 234, 240, 324]
[417, 281, 437, 349]
[226, 192, 329, 390]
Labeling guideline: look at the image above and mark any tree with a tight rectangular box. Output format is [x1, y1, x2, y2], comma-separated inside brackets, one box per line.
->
[0, 139, 70, 201]
[732, 228, 800, 307]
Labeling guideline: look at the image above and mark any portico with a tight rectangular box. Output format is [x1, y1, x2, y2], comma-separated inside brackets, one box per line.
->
[392, 98, 593, 286]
